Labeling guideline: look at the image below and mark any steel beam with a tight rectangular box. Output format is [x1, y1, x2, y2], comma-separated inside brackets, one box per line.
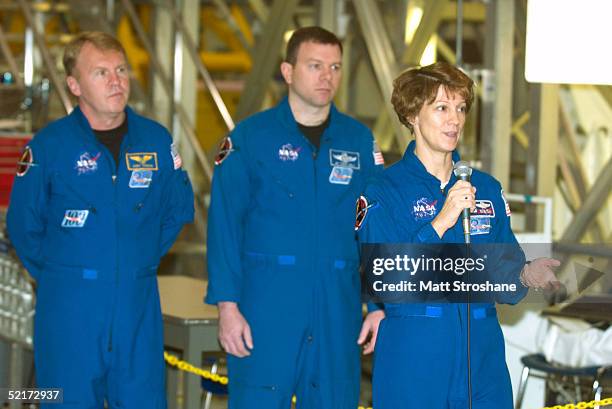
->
[369, 0, 448, 153]
[162, 0, 234, 131]
[235, 0, 298, 121]
[152, 2, 174, 128]
[247, 0, 268, 22]
[479, 0, 514, 187]
[553, 242, 612, 259]
[560, 156, 612, 243]
[441, 2, 485, 22]
[211, 0, 253, 55]
[120, 0, 213, 181]
[17, 0, 73, 113]
[0, 24, 23, 86]
[317, 0, 337, 33]
[402, 0, 449, 66]
[353, 0, 409, 150]
[596, 85, 612, 108]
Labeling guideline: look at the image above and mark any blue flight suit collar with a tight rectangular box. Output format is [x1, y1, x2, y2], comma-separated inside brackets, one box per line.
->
[275, 96, 340, 148]
[400, 140, 461, 188]
[69, 105, 149, 171]
[69, 105, 144, 147]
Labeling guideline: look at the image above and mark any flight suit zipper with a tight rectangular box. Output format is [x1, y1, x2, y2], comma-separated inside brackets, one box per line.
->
[108, 172, 119, 352]
[100, 140, 125, 353]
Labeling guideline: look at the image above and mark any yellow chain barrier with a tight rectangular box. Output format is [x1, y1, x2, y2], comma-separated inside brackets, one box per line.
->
[542, 399, 612, 409]
[164, 351, 229, 385]
[164, 352, 610, 409]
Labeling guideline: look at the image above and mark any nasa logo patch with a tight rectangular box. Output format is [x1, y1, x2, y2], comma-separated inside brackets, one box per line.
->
[75, 152, 101, 175]
[412, 197, 438, 220]
[278, 143, 301, 161]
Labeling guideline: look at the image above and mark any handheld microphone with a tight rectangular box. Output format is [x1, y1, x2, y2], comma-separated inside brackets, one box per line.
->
[453, 161, 473, 244]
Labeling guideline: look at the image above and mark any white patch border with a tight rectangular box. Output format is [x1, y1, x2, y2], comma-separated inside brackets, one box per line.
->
[128, 170, 153, 188]
[61, 209, 90, 228]
[329, 149, 361, 170]
[470, 216, 492, 235]
[472, 199, 496, 218]
[329, 166, 353, 185]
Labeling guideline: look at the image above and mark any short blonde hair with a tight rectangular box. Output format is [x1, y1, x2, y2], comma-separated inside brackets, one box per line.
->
[63, 31, 126, 76]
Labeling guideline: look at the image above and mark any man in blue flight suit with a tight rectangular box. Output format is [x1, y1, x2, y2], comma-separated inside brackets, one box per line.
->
[206, 27, 384, 409]
[355, 62, 559, 409]
[7, 32, 194, 408]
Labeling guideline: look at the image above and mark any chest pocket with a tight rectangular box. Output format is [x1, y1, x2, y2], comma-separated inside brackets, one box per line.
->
[48, 171, 100, 230]
[122, 168, 163, 214]
[469, 198, 498, 239]
[327, 148, 361, 187]
[252, 158, 298, 200]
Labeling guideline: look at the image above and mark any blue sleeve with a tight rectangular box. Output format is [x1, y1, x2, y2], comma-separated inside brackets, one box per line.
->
[356, 181, 443, 311]
[489, 183, 528, 304]
[356, 184, 392, 312]
[205, 130, 250, 305]
[159, 157, 194, 256]
[7, 140, 48, 280]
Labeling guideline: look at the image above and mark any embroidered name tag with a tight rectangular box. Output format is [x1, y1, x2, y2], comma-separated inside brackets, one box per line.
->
[61, 210, 89, 228]
[126, 153, 158, 171]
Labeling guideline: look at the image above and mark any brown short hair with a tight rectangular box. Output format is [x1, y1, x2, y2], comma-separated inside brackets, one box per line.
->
[63, 31, 126, 76]
[391, 61, 474, 132]
[285, 26, 343, 65]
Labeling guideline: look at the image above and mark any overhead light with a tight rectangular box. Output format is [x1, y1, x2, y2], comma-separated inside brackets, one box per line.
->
[284, 30, 295, 43]
[419, 36, 437, 66]
[525, 0, 612, 85]
[404, 2, 423, 44]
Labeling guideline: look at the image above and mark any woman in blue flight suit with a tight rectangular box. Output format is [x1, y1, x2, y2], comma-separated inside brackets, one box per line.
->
[356, 62, 539, 409]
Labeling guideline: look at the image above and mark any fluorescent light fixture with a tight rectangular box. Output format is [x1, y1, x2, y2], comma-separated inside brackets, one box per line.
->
[24, 28, 33, 87]
[404, 3, 424, 44]
[284, 30, 295, 44]
[525, 0, 612, 85]
[419, 36, 437, 66]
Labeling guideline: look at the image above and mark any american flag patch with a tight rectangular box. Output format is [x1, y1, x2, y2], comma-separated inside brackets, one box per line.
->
[171, 143, 182, 170]
[373, 140, 384, 165]
[501, 189, 511, 216]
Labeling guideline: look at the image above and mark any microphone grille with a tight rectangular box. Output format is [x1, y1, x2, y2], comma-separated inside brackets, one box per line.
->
[453, 160, 472, 178]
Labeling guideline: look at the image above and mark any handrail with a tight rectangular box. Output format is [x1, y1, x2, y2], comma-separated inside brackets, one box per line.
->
[161, 0, 235, 131]
[120, 0, 213, 181]
[0, 23, 24, 87]
[210, 0, 252, 58]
